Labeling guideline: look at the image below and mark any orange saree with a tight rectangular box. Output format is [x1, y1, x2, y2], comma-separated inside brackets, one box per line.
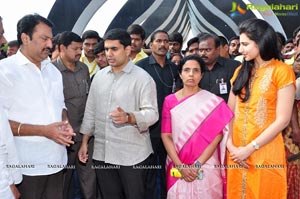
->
[227, 59, 295, 199]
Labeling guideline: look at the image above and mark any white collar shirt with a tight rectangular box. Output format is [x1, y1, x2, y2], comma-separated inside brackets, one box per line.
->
[0, 105, 22, 198]
[0, 51, 67, 175]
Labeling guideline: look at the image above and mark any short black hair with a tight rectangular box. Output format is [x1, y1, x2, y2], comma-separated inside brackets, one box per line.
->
[187, 37, 199, 49]
[228, 36, 239, 44]
[178, 55, 205, 74]
[127, 24, 146, 40]
[81, 30, 101, 42]
[169, 32, 183, 45]
[276, 31, 286, 47]
[218, 36, 228, 47]
[103, 28, 131, 47]
[150, 30, 168, 43]
[7, 40, 19, 48]
[285, 38, 293, 45]
[293, 26, 300, 39]
[51, 33, 61, 53]
[58, 31, 82, 51]
[93, 40, 105, 55]
[17, 14, 53, 45]
[198, 33, 220, 48]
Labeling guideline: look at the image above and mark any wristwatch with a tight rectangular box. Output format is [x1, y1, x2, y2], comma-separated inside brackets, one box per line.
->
[126, 112, 132, 123]
[194, 160, 202, 168]
[251, 140, 260, 150]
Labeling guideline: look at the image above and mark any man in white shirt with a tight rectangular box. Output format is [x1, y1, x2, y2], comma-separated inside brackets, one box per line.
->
[0, 106, 22, 199]
[0, 14, 75, 199]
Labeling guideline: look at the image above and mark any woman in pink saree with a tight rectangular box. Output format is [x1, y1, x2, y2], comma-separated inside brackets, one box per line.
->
[161, 55, 233, 199]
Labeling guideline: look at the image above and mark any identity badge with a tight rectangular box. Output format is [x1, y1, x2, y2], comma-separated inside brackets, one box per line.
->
[219, 83, 227, 94]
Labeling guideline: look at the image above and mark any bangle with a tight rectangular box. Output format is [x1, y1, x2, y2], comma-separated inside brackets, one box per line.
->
[17, 123, 23, 136]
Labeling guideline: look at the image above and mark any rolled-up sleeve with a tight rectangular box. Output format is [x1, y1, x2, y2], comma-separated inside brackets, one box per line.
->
[133, 77, 159, 132]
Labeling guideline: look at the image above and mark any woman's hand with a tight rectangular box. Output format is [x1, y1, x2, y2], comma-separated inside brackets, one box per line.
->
[229, 146, 253, 168]
[179, 166, 199, 182]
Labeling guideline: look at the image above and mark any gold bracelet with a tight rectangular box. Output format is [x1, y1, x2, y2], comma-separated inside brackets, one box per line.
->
[17, 123, 23, 136]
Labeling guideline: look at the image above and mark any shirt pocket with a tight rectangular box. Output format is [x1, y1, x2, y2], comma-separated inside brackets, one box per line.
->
[64, 79, 89, 101]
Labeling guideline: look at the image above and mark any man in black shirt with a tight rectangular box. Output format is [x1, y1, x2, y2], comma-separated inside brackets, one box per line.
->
[136, 30, 179, 199]
[198, 33, 240, 102]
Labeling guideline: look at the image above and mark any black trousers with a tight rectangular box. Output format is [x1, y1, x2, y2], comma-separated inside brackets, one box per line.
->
[146, 137, 167, 199]
[94, 155, 151, 199]
[63, 136, 98, 199]
[18, 170, 63, 199]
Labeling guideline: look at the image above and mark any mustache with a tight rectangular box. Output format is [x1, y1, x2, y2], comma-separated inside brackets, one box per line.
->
[43, 48, 51, 54]
[158, 47, 167, 51]
[201, 56, 208, 59]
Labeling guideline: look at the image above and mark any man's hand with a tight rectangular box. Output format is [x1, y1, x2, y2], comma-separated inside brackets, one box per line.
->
[110, 106, 127, 124]
[78, 143, 88, 163]
[44, 121, 75, 146]
[10, 184, 21, 199]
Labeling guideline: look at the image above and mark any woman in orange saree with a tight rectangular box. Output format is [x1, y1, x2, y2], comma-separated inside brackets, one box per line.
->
[226, 19, 296, 199]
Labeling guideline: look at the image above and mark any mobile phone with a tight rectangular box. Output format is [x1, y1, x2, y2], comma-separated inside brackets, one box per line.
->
[170, 168, 182, 178]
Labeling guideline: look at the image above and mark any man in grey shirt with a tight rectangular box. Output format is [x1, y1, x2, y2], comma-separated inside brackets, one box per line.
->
[78, 28, 158, 199]
[52, 31, 98, 199]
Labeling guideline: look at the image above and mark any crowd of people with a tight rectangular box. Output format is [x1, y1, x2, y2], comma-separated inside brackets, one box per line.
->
[0, 13, 299, 199]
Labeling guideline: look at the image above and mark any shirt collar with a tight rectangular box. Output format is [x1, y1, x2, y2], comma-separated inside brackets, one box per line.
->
[15, 50, 51, 70]
[55, 56, 82, 72]
[204, 56, 224, 71]
[106, 59, 134, 74]
[149, 54, 172, 67]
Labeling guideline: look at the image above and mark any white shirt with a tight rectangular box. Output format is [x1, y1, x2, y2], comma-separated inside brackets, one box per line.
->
[0, 105, 22, 199]
[0, 51, 67, 176]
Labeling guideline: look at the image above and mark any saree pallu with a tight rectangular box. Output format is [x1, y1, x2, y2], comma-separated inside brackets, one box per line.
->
[162, 90, 233, 199]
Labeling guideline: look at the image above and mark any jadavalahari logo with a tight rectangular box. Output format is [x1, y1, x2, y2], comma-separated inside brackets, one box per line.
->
[229, 1, 299, 17]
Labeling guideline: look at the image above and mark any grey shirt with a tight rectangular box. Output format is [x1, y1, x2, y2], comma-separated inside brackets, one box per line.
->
[80, 60, 158, 166]
[52, 57, 91, 141]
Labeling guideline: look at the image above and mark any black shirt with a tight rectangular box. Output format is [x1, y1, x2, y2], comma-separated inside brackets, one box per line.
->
[136, 55, 179, 138]
[199, 56, 240, 102]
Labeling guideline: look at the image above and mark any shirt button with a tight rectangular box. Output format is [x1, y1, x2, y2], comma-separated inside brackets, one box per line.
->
[106, 140, 109, 143]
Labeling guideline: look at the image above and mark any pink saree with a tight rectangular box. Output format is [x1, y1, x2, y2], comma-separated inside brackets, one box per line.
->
[162, 90, 233, 199]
